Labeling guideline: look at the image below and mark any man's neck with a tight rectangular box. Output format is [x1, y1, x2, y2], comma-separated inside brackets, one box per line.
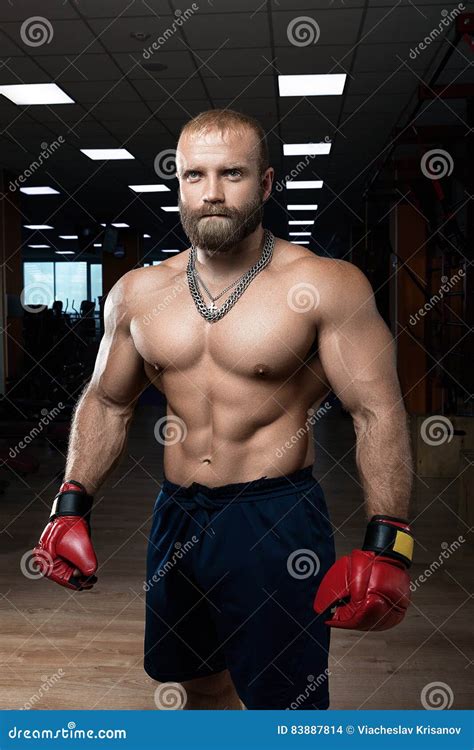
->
[194, 226, 265, 282]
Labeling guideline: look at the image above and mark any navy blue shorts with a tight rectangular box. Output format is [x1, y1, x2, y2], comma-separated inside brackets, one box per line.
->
[143, 465, 336, 709]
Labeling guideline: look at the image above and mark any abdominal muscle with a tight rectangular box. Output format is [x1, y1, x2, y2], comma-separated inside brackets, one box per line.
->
[160, 369, 329, 487]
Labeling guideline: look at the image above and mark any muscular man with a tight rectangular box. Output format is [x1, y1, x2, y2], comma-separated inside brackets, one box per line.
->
[33, 110, 414, 710]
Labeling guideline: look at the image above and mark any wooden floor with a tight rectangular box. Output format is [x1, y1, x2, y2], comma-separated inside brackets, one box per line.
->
[1, 404, 472, 710]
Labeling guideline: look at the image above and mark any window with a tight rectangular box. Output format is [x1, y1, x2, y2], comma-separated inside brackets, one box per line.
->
[23, 262, 102, 311]
[90, 264, 103, 310]
[55, 262, 87, 313]
[23, 262, 54, 308]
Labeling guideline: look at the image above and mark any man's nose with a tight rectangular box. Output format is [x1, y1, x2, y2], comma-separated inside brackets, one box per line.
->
[202, 177, 225, 203]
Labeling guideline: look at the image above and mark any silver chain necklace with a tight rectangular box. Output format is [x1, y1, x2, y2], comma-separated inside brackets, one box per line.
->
[194, 266, 244, 307]
[186, 229, 275, 323]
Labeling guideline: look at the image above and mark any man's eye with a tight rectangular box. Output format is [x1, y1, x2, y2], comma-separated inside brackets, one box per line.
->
[227, 169, 241, 177]
[187, 171, 200, 179]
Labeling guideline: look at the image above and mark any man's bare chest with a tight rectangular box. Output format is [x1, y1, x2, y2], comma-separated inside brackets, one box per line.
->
[130, 269, 319, 381]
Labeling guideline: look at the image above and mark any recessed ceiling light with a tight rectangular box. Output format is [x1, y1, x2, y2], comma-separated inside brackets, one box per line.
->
[287, 204, 319, 210]
[160, 206, 179, 212]
[28, 244, 50, 248]
[20, 186, 60, 195]
[59, 235, 78, 239]
[286, 181, 323, 190]
[288, 220, 315, 225]
[292, 240, 310, 245]
[80, 148, 135, 160]
[111, 222, 129, 228]
[278, 74, 346, 97]
[24, 224, 53, 230]
[283, 143, 331, 156]
[0, 83, 74, 105]
[129, 184, 171, 193]
[161, 249, 180, 253]
[93, 243, 101, 247]
[55, 250, 75, 255]
[289, 232, 311, 236]
[143, 233, 151, 238]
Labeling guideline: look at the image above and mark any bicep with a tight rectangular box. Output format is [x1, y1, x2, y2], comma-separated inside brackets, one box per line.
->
[88, 279, 149, 408]
[317, 265, 402, 418]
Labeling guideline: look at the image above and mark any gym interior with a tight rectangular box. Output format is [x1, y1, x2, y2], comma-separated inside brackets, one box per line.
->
[0, 0, 472, 711]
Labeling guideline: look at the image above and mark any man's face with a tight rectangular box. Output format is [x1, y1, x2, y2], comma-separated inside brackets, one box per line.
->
[176, 128, 273, 253]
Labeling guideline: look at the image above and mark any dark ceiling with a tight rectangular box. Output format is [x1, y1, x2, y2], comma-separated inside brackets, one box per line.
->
[0, 0, 471, 261]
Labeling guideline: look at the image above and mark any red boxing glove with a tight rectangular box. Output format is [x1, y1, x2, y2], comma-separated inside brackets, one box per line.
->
[33, 480, 98, 591]
[314, 515, 414, 631]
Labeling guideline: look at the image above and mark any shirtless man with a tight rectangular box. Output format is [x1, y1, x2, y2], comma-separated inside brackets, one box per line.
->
[33, 110, 414, 710]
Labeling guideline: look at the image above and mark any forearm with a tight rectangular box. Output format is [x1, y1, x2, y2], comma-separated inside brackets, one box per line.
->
[64, 386, 135, 494]
[353, 406, 413, 519]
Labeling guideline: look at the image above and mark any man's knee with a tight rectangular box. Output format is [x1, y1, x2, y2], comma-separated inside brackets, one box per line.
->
[180, 670, 242, 709]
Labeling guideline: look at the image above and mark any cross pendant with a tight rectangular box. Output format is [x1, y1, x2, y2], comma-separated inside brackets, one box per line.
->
[208, 301, 216, 311]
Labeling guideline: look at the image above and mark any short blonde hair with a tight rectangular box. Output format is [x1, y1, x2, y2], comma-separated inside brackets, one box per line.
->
[178, 108, 270, 176]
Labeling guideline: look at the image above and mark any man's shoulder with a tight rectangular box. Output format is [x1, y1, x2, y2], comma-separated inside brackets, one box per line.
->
[277, 240, 370, 289]
[278, 245, 375, 321]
